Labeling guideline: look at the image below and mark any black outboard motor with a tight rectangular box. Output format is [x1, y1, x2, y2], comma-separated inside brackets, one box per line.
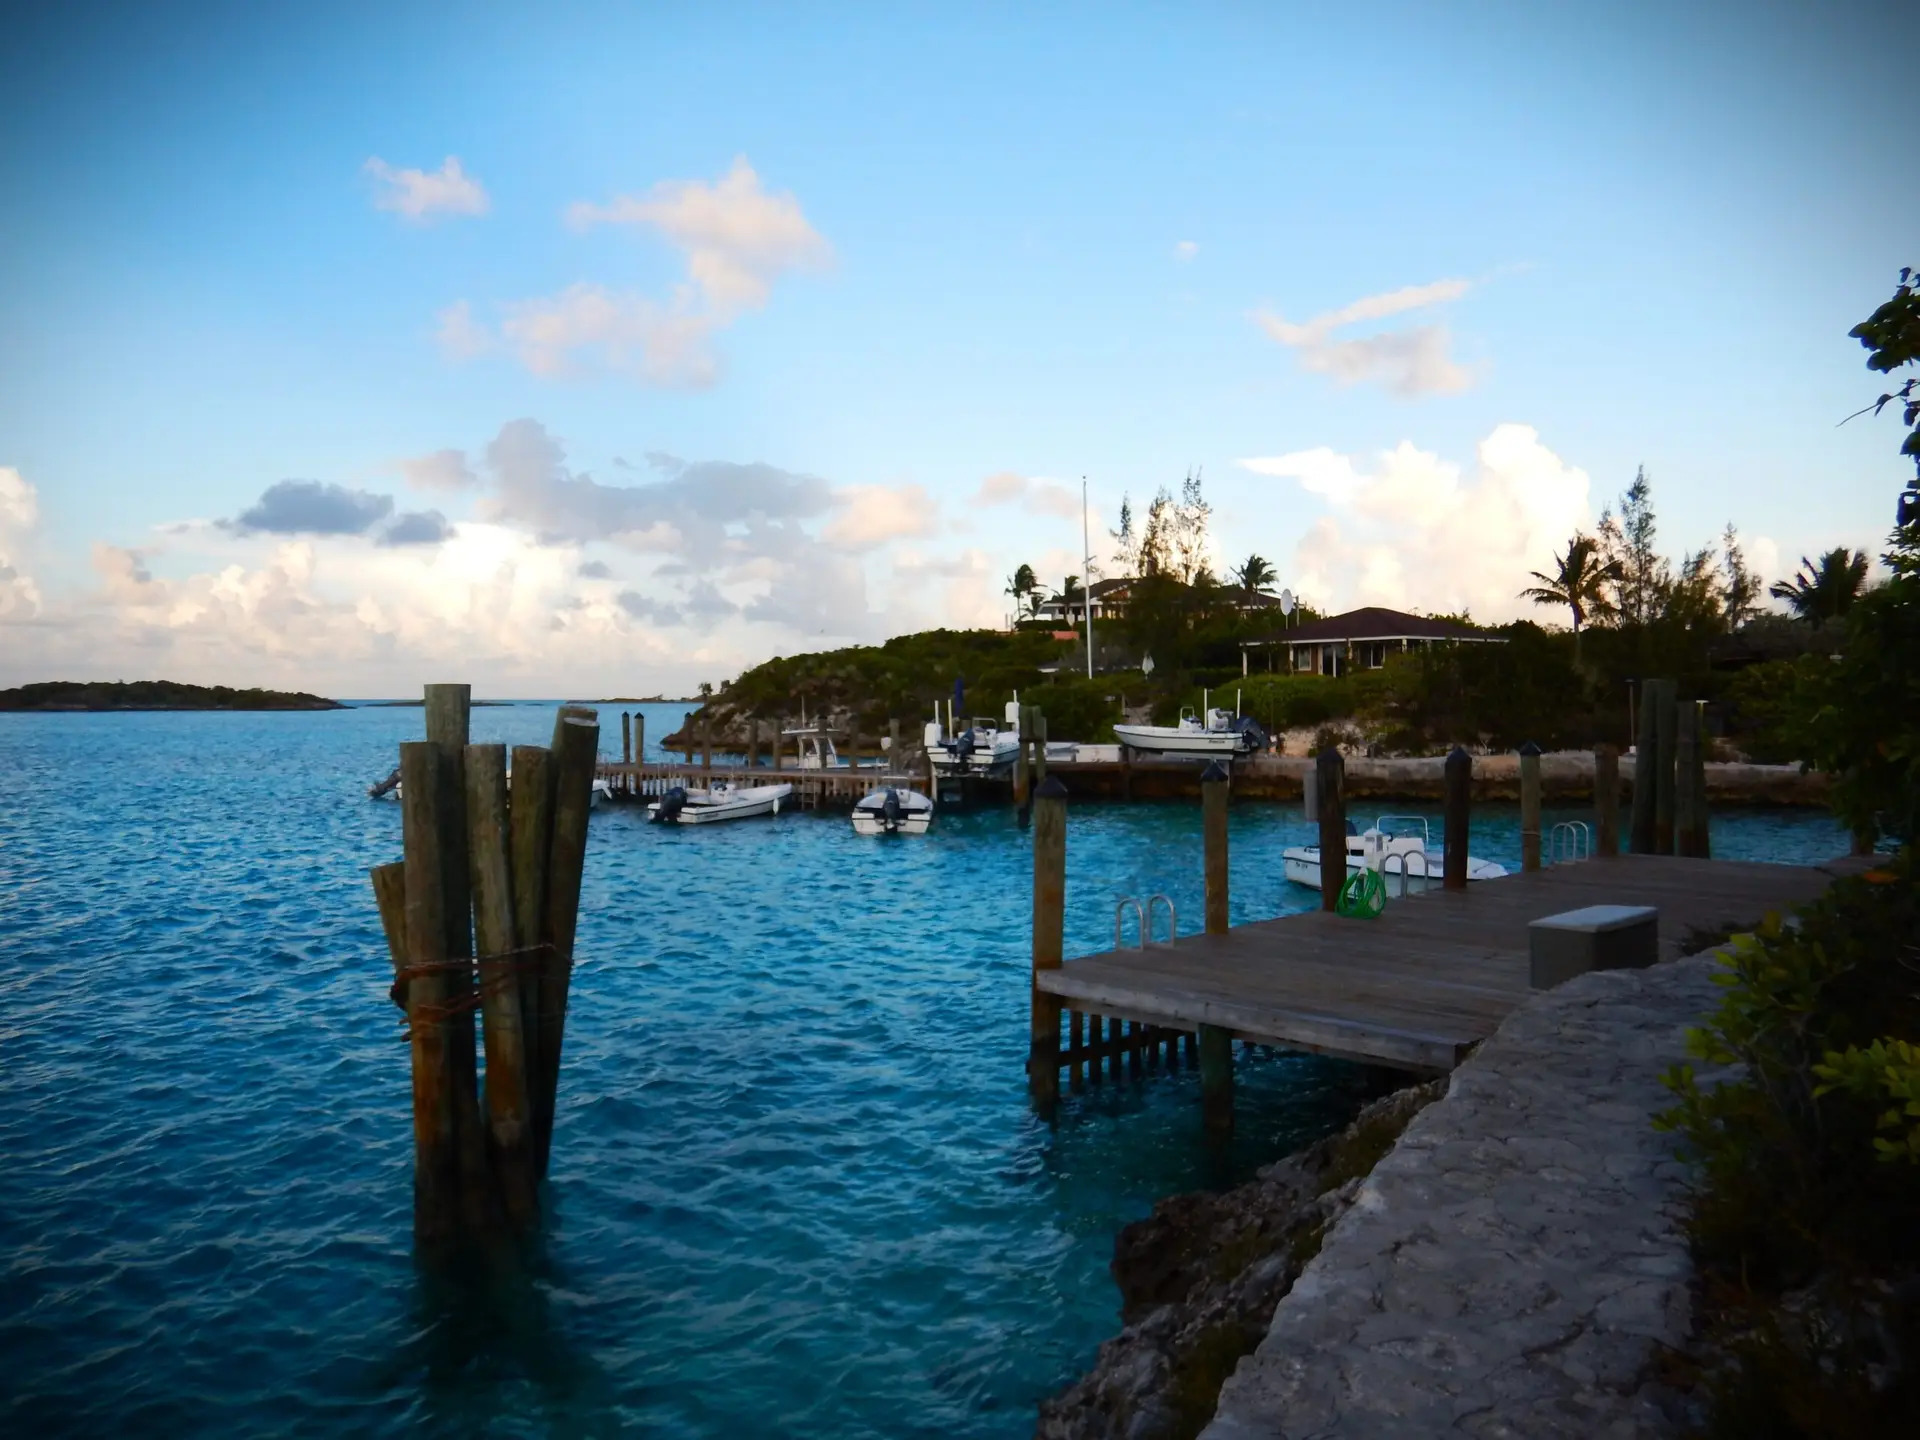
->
[652, 786, 688, 824]
[1233, 715, 1270, 755]
[880, 787, 904, 833]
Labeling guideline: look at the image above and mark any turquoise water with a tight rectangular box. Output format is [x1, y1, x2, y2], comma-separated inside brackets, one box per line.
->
[0, 705, 1852, 1436]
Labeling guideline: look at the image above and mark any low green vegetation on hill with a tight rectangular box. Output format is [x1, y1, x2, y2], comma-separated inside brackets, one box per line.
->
[0, 680, 344, 711]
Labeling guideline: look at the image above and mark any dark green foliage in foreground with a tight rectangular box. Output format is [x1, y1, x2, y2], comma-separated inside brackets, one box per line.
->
[1657, 853, 1920, 1433]
[0, 680, 344, 710]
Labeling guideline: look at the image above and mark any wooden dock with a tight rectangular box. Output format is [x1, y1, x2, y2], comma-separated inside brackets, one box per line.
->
[596, 761, 925, 810]
[1035, 853, 1864, 1080]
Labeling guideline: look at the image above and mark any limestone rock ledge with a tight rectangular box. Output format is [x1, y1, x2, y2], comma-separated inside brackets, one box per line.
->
[1201, 957, 1726, 1440]
[1036, 1080, 1447, 1440]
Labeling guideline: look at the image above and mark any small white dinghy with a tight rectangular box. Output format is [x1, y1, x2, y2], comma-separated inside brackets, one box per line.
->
[1281, 815, 1507, 893]
[851, 786, 934, 836]
[648, 779, 792, 825]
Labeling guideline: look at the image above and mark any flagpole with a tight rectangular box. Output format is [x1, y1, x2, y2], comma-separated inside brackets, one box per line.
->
[1082, 477, 1094, 679]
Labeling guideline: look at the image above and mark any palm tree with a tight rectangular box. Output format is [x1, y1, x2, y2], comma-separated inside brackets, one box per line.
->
[1004, 563, 1039, 621]
[1769, 548, 1870, 628]
[1232, 553, 1277, 595]
[1520, 534, 1620, 657]
[1057, 574, 1084, 623]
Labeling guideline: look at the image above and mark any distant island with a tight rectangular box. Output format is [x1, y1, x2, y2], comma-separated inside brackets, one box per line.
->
[362, 698, 517, 708]
[0, 681, 345, 711]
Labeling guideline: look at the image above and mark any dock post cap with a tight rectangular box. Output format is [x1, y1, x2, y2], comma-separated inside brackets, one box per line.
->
[1200, 760, 1229, 783]
[1035, 776, 1068, 799]
[1519, 740, 1543, 757]
[1445, 745, 1472, 770]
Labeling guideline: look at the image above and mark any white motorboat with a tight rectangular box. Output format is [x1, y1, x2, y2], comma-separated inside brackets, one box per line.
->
[1114, 691, 1267, 760]
[1282, 815, 1507, 893]
[926, 698, 1023, 779]
[647, 779, 792, 824]
[851, 786, 935, 835]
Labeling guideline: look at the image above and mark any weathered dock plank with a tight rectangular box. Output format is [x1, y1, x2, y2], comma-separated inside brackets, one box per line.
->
[1036, 854, 1861, 1074]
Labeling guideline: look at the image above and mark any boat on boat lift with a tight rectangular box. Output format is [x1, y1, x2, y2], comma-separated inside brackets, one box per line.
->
[926, 696, 1024, 779]
[647, 777, 793, 825]
[1113, 688, 1268, 760]
[851, 786, 935, 835]
[1281, 815, 1508, 892]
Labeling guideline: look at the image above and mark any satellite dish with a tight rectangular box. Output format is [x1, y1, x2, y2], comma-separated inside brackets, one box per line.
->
[1279, 588, 1296, 615]
[1142, 654, 1156, 677]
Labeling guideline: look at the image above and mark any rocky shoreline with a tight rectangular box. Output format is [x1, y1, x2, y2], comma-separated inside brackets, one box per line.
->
[1037, 1080, 1448, 1440]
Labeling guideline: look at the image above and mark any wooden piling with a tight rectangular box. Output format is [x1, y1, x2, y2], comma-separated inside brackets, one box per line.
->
[771, 717, 783, 772]
[621, 711, 632, 766]
[1202, 760, 1229, 934]
[1674, 701, 1698, 858]
[1013, 705, 1030, 807]
[1519, 741, 1542, 872]
[1069, 1009, 1086, 1092]
[1676, 702, 1711, 858]
[464, 743, 538, 1226]
[508, 744, 554, 1101]
[1028, 776, 1067, 1119]
[371, 860, 407, 993]
[1034, 710, 1049, 788]
[1315, 746, 1346, 912]
[1631, 680, 1661, 854]
[1198, 1024, 1233, 1136]
[1654, 679, 1678, 855]
[746, 718, 760, 770]
[701, 714, 712, 772]
[1690, 703, 1710, 859]
[1443, 746, 1471, 890]
[398, 740, 460, 1249]
[532, 710, 598, 1177]
[422, 685, 494, 1239]
[1594, 743, 1620, 857]
[633, 712, 645, 767]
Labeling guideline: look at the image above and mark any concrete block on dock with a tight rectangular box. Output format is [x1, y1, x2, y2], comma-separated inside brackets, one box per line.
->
[1528, 904, 1658, 990]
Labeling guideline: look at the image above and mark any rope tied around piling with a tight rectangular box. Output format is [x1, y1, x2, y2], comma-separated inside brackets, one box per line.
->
[390, 941, 559, 1036]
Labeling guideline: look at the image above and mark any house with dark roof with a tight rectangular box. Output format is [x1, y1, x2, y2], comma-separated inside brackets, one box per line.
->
[1239, 605, 1503, 677]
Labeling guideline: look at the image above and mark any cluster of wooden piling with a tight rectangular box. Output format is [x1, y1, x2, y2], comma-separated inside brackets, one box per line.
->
[1025, 737, 1674, 1133]
[369, 685, 599, 1251]
[1028, 768, 1240, 1133]
[1630, 679, 1711, 857]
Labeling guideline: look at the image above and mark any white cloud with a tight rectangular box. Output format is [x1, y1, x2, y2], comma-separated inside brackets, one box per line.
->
[1, 466, 43, 617]
[479, 158, 828, 387]
[400, 448, 478, 492]
[1254, 278, 1475, 397]
[1240, 423, 1591, 620]
[498, 284, 722, 388]
[822, 485, 939, 550]
[1174, 240, 1199, 262]
[566, 155, 832, 317]
[971, 471, 1081, 519]
[364, 156, 490, 222]
[436, 300, 494, 360]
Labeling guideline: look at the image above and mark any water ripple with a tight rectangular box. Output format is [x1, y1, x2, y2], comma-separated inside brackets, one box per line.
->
[0, 707, 1849, 1436]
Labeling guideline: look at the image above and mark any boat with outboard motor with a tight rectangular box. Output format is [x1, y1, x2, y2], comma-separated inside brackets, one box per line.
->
[1281, 814, 1507, 892]
[1113, 689, 1267, 760]
[926, 697, 1023, 779]
[647, 778, 793, 824]
[851, 786, 934, 835]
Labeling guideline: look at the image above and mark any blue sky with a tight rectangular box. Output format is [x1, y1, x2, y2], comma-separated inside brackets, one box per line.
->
[1, 1, 1911, 694]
